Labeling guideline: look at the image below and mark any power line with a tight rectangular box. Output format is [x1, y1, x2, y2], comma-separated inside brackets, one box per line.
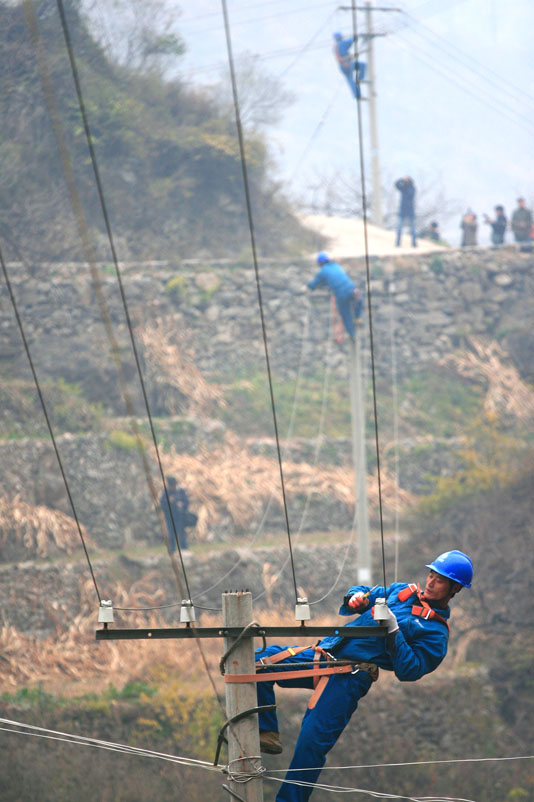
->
[400, 9, 534, 110]
[393, 29, 534, 136]
[263, 773, 479, 801]
[277, 8, 338, 80]
[350, 1, 389, 593]
[181, 0, 334, 37]
[55, 0, 193, 600]
[0, 718, 222, 771]
[22, 0, 191, 604]
[0, 246, 101, 604]
[221, 0, 300, 606]
[266, 753, 534, 773]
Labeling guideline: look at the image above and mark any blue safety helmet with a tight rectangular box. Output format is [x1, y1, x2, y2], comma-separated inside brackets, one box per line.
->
[316, 251, 330, 265]
[426, 550, 473, 588]
[333, 32, 343, 39]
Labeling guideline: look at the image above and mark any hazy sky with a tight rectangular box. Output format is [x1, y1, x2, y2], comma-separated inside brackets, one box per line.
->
[95, 0, 534, 245]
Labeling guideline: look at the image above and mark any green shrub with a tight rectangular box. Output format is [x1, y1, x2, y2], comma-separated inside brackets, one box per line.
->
[107, 429, 140, 451]
[164, 275, 187, 301]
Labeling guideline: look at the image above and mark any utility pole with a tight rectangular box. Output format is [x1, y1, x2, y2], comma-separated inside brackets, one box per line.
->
[348, 333, 372, 584]
[340, 4, 402, 227]
[222, 591, 264, 802]
[365, 1, 383, 228]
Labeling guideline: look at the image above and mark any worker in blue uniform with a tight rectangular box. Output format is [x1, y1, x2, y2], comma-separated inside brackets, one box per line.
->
[333, 32, 366, 100]
[307, 251, 363, 340]
[256, 549, 474, 802]
[160, 476, 189, 551]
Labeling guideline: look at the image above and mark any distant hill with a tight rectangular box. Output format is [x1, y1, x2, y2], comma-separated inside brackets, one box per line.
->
[0, 1, 312, 262]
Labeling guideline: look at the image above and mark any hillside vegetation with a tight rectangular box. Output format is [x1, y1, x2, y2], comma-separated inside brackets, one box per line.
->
[0, 0, 310, 262]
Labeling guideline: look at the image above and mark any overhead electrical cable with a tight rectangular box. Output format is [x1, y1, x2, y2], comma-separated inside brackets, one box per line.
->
[266, 753, 534, 772]
[387, 281, 401, 582]
[0, 718, 223, 772]
[54, 0, 194, 600]
[2, 716, 531, 776]
[184, 39, 331, 79]
[400, 10, 534, 110]
[48, 1, 252, 739]
[221, 0, 300, 605]
[263, 773, 480, 802]
[24, 3, 239, 744]
[181, 0, 334, 38]
[392, 26, 534, 134]
[22, 0, 190, 603]
[278, 8, 338, 80]
[350, 0, 389, 592]
[0, 246, 101, 603]
[190, 303, 317, 607]
[289, 88, 343, 181]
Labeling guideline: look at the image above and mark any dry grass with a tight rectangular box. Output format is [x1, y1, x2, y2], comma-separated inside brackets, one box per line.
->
[0, 495, 93, 559]
[0, 574, 333, 694]
[442, 338, 534, 422]
[138, 321, 225, 416]
[154, 431, 415, 540]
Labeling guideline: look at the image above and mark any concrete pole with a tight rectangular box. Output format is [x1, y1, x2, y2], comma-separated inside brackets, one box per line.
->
[365, 2, 383, 228]
[349, 335, 372, 584]
[222, 591, 264, 802]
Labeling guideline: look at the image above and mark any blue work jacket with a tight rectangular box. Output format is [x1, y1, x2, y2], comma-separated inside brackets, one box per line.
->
[308, 261, 356, 300]
[319, 583, 450, 682]
[334, 36, 355, 70]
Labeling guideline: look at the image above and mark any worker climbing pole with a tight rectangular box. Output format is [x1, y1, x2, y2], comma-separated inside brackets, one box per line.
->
[307, 251, 371, 582]
[332, 31, 367, 100]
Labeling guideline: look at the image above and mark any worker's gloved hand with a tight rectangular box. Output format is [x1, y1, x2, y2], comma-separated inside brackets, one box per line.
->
[379, 606, 399, 635]
[347, 592, 370, 611]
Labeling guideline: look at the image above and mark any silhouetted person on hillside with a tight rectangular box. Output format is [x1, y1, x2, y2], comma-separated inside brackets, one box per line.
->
[160, 476, 189, 552]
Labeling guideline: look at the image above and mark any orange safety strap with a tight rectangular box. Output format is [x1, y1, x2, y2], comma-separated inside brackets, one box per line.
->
[397, 583, 449, 630]
[256, 645, 309, 667]
[224, 663, 355, 685]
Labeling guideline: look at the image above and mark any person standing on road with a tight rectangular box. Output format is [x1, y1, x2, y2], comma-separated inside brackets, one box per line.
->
[511, 198, 533, 249]
[395, 177, 417, 248]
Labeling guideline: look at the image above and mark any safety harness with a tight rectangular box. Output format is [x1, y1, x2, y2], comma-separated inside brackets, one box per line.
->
[224, 644, 379, 710]
[396, 583, 449, 630]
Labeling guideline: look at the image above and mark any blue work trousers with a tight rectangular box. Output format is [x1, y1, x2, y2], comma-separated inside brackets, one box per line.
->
[396, 214, 417, 247]
[340, 62, 366, 100]
[256, 645, 374, 802]
[336, 289, 363, 339]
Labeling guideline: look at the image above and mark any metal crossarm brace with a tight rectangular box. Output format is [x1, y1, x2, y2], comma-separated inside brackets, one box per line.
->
[96, 624, 388, 641]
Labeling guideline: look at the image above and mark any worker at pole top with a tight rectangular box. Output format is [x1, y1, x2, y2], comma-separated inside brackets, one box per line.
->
[333, 32, 366, 100]
[256, 549, 474, 802]
[307, 251, 363, 340]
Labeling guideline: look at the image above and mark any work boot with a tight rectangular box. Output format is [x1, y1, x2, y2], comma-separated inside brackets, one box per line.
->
[259, 730, 283, 755]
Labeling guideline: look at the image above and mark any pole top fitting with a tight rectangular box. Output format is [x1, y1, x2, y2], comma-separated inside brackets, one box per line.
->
[98, 599, 114, 624]
[180, 599, 196, 624]
[295, 597, 311, 621]
[373, 597, 389, 621]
